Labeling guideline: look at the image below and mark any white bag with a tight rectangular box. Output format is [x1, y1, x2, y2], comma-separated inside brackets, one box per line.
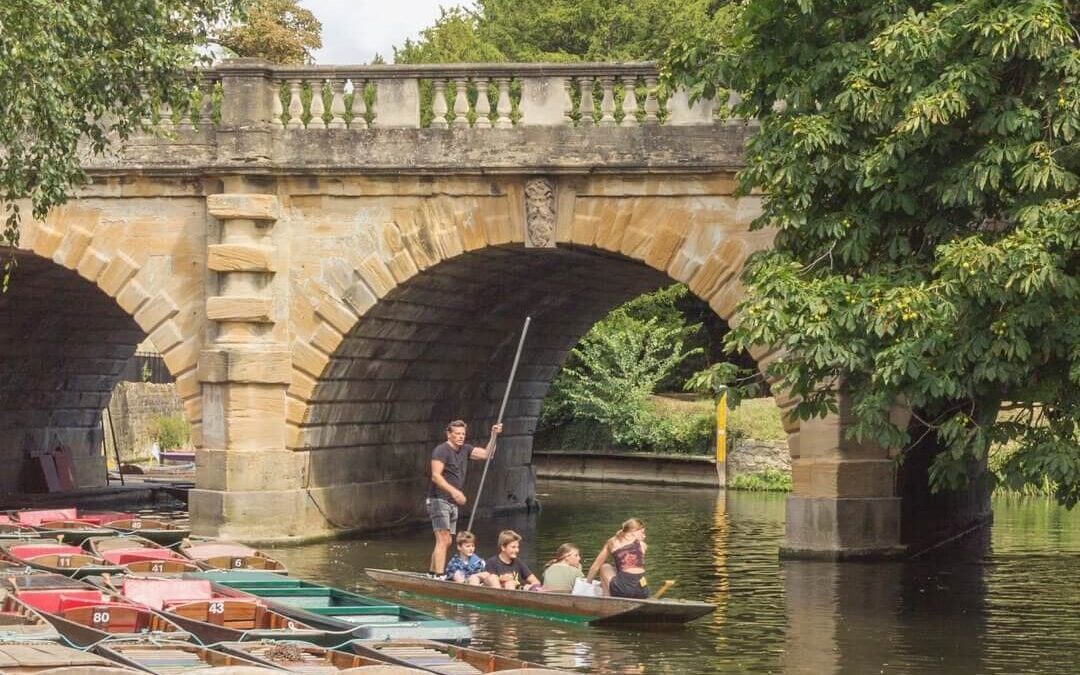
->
[571, 578, 601, 597]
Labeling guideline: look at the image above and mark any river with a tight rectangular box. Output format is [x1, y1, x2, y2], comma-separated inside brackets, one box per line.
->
[261, 480, 1080, 674]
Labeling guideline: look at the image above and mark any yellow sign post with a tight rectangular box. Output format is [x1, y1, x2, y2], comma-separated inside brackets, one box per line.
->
[715, 387, 728, 486]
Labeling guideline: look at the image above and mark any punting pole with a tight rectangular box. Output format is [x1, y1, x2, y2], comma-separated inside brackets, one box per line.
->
[467, 316, 532, 534]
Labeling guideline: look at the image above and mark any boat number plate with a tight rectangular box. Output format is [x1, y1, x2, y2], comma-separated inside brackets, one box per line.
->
[150, 562, 164, 573]
[57, 556, 71, 567]
[92, 609, 110, 627]
[209, 601, 225, 614]
[231, 557, 246, 568]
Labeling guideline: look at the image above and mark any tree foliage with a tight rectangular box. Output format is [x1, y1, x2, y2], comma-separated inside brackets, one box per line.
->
[394, 0, 712, 64]
[217, 0, 322, 65]
[669, 0, 1080, 503]
[0, 0, 240, 287]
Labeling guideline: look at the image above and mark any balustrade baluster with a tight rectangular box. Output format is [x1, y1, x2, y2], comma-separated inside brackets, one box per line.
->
[432, 79, 449, 129]
[308, 80, 327, 129]
[563, 79, 575, 125]
[578, 77, 595, 126]
[287, 80, 304, 129]
[270, 80, 284, 129]
[643, 76, 660, 125]
[350, 79, 368, 129]
[474, 78, 491, 129]
[177, 88, 195, 131]
[620, 76, 639, 127]
[494, 78, 512, 129]
[599, 76, 616, 127]
[452, 78, 470, 128]
[329, 79, 347, 129]
[199, 82, 216, 130]
[158, 101, 174, 130]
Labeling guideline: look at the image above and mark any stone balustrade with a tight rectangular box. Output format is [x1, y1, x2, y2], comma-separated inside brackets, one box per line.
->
[150, 60, 718, 133]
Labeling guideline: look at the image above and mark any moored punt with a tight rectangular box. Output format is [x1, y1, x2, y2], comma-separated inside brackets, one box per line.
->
[0, 515, 39, 540]
[99, 517, 191, 547]
[0, 642, 138, 673]
[218, 640, 402, 672]
[179, 541, 288, 574]
[118, 577, 325, 644]
[87, 536, 201, 575]
[96, 639, 275, 673]
[13, 509, 119, 546]
[351, 640, 567, 674]
[5, 583, 189, 648]
[365, 569, 716, 626]
[0, 541, 125, 579]
[198, 570, 471, 644]
[0, 582, 62, 642]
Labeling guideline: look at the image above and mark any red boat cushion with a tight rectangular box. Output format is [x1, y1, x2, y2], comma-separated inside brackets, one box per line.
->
[15, 509, 77, 526]
[17, 589, 106, 614]
[0, 515, 11, 523]
[183, 543, 255, 560]
[123, 578, 214, 610]
[10, 544, 84, 559]
[102, 549, 182, 565]
[78, 511, 132, 525]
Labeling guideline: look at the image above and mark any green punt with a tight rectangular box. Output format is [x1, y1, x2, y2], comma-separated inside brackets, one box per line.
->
[365, 568, 716, 626]
[192, 570, 471, 644]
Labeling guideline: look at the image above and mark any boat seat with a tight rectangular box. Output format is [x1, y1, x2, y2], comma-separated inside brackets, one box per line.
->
[14, 509, 77, 526]
[10, 545, 84, 559]
[167, 599, 260, 628]
[17, 590, 104, 614]
[203, 555, 274, 570]
[102, 549, 181, 564]
[123, 578, 214, 610]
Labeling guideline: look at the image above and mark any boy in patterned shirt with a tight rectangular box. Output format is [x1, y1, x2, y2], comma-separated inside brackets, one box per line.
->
[444, 531, 490, 585]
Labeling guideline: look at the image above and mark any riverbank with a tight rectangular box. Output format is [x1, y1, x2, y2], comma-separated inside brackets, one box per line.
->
[533, 447, 791, 491]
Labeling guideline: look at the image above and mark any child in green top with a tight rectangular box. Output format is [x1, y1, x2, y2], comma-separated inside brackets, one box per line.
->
[541, 543, 584, 592]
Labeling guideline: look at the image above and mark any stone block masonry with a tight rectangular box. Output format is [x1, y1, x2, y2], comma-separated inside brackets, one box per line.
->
[0, 58, 992, 558]
[728, 440, 791, 482]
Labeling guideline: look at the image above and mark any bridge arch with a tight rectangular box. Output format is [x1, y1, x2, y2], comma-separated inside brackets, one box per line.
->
[280, 174, 798, 529]
[2, 192, 208, 491]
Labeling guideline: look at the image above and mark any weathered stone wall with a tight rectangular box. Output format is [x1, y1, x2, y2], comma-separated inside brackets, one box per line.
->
[106, 382, 184, 464]
[0, 253, 142, 491]
[729, 439, 791, 480]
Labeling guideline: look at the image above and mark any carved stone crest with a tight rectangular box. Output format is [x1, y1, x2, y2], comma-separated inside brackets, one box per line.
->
[523, 177, 556, 248]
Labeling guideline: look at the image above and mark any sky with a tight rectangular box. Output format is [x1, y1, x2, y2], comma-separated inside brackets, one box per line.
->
[301, 0, 465, 64]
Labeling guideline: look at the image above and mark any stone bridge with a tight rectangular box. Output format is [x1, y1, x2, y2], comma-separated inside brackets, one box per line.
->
[0, 60, 978, 559]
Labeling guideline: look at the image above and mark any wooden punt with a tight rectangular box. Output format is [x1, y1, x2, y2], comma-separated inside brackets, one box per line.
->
[117, 577, 325, 644]
[0, 515, 40, 540]
[179, 540, 288, 574]
[98, 516, 191, 547]
[0, 541, 125, 579]
[218, 640, 410, 672]
[0, 642, 138, 673]
[96, 639, 274, 674]
[0, 583, 62, 642]
[6, 583, 190, 648]
[87, 536, 201, 574]
[14, 509, 118, 546]
[351, 640, 567, 674]
[199, 570, 471, 644]
[365, 569, 715, 626]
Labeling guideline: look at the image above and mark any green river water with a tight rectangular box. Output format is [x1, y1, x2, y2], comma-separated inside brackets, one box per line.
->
[259, 480, 1080, 674]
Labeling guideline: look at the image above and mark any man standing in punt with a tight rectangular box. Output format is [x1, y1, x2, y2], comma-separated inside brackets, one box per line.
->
[427, 419, 502, 578]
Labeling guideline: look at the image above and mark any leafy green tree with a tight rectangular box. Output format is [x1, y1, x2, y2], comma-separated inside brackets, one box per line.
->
[668, 1, 1079, 503]
[0, 0, 240, 287]
[217, 0, 322, 65]
[394, 0, 712, 64]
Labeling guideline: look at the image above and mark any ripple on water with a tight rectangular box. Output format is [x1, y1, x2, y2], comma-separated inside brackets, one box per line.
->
[231, 483, 1080, 674]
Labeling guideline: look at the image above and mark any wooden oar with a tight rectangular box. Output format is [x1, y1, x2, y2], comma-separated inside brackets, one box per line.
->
[466, 316, 531, 534]
[651, 579, 676, 599]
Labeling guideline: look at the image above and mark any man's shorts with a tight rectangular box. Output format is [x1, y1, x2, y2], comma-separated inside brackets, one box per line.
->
[427, 497, 458, 533]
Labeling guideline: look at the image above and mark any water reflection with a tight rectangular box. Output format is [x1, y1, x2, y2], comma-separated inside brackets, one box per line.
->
[258, 482, 1080, 674]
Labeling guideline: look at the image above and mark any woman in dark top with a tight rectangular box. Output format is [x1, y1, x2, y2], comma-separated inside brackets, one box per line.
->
[484, 529, 542, 590]
[585, 517, 649, 599]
